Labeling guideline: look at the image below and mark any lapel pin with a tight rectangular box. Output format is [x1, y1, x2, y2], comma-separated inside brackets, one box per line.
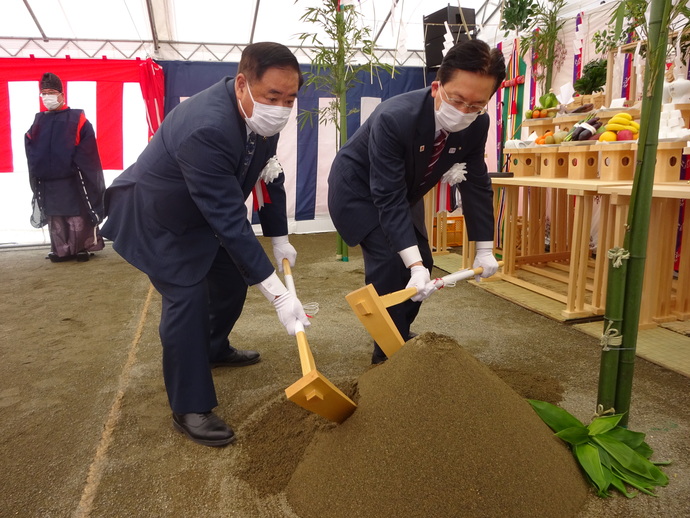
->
[449, 148, 456, 154]
[419, 145, 425, 152]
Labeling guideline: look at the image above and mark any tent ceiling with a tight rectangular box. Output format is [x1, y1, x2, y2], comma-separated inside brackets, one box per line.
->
[2, 0, 509, 65]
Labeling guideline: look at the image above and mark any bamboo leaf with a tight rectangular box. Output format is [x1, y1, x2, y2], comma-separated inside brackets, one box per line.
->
[634, 441, 654, 459]
[610, 462, 662, 496]
[528, 400, 585, 432]
[603, 426, 646, 449]
[555, 426, 590, 445]
[588, 414, 624, 436]
[593, 435, 667, 483]
[607, 469, 638, 498]
[611, 2, 625, 40]
[574, 443, 611, 496]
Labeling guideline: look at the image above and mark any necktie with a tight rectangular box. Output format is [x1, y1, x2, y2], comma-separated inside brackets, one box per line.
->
[423, 130, 448, 183]
[239, 131, 257, 182]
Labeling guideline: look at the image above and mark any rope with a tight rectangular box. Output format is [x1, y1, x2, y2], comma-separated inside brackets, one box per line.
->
[593, 404, 617, 419]
[607, 247, 630, 268]
[600, 320, 623, 351]
[599, 320, 635, 351]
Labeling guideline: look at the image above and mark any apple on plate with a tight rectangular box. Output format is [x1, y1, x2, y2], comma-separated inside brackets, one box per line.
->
[617, 129, 634, 141]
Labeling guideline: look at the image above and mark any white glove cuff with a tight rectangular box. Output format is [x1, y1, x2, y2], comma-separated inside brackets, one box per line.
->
[257, 271, 288, 301]
[271, 235, 289, 246]
[475, 241, 494, 256]
[398, 245, 423, 268]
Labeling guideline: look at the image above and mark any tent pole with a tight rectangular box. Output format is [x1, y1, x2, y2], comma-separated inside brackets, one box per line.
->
[144, 0, 160, 50]
[372, 0, 401, 46]
[249, 0, 261, 45]
[22, 0, 48, 42]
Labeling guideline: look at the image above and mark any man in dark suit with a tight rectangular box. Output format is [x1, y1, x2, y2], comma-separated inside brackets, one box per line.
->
[328, 39, 506, 364]
[102, 42, 310, 447]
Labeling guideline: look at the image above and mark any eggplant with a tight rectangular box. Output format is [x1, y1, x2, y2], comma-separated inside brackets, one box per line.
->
[576, 121, 600, 141]
[569, 103, 595, 113]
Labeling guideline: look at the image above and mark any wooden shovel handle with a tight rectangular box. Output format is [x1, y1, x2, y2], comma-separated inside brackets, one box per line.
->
[379, 261, 504, 308]
[282, 258, 316, 375]
[282, 258, 292, 276]
[295, 323, 316, 376]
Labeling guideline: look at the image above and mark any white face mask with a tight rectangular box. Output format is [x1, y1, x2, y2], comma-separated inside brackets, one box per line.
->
[41, 94, 62, 111]
[239, 82, 292, 137]
[434, 86, 480, 133]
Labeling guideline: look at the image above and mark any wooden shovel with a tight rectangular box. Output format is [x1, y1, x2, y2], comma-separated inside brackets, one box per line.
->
[346, 262, 503, 358]
[282, 259, 357, 423]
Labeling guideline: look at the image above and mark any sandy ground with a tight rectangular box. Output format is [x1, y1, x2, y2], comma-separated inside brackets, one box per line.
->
[1, 231, 689, 517]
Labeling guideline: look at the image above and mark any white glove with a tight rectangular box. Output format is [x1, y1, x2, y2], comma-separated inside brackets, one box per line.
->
[256, 272, 310, 336]
[407, 265, 434, 302]
[271, 235, 296, 272]
[441, 162, 467, 185]
[272, 291, 311, 336]
[473, 241, 498, 282]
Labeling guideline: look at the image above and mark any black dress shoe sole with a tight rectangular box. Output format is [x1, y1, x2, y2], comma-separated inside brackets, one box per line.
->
[172, 420, 236, 447]
[371, 354, 388, 365]
[47, 253, 75, 263]
[210, 356, 261, 368]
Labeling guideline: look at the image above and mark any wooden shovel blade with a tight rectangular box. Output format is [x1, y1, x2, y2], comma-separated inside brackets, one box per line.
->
[285, 370, 357, 423]
[345, 284, 405, 358]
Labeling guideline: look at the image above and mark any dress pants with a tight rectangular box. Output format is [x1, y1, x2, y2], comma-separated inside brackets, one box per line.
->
[359, 225, 433, 358]
[148, 245, 248, 414]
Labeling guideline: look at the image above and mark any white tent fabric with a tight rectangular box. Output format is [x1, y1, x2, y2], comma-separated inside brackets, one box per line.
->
[2, 0, 506, 64]
[0, 0, 622, 246]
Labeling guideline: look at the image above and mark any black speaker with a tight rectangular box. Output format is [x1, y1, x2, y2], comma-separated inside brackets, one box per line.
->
[423, 5, 477, 69]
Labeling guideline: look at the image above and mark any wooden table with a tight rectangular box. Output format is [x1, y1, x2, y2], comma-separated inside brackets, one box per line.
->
[598, 181, 690, 326]
[492, 177, 631, 319]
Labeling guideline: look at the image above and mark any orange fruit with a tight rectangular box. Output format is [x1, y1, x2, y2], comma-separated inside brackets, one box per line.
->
[598, 131, 617, 142]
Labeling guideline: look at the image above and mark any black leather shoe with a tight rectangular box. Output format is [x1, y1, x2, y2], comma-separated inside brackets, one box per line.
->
[210, 348, 261, 368]
[172, 412, 235, 447]
[47, 253, 75, 263]
[371, 351, 388, 365]
[75, 251, 92, 262]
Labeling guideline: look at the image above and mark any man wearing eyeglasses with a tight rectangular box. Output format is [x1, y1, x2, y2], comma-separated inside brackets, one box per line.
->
[328, 39, 506, 365]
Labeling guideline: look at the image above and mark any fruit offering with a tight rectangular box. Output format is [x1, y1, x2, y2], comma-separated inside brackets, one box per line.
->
[602, 112, 639, 141]
[563, 113, 603, 142]
[525, 108, 557, 119]
[535, 130, 568, 145]
[525, 92, 560, 119]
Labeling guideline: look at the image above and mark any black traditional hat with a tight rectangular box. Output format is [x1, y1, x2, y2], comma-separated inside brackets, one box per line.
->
[40, 72, 63, 92]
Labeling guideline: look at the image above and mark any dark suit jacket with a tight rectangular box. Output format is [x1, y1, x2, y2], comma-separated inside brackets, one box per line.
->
[102, 77, 287, 287]
[328, 87, 494, 252]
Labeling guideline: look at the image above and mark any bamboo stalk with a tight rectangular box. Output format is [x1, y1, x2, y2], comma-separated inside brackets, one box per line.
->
[597, 248, 628, 413]
[615, 0, 671, 427]
[335, 6, 348, 262]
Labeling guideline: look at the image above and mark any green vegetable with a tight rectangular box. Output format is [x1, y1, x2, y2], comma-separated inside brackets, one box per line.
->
[527, 399, 670, 498]
[574, 58, 608, 95]
[539, 92, 559, 109]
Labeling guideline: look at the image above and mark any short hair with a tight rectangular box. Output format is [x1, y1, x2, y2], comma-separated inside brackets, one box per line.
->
[436, 39, 506, 93]
[239, 42, 304, 89]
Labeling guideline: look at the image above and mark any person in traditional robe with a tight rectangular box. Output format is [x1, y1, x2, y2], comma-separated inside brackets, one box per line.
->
[25, 72, 105, 262]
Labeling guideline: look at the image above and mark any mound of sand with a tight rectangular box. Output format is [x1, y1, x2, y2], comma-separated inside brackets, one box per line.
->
[285, 333, 589, 518]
